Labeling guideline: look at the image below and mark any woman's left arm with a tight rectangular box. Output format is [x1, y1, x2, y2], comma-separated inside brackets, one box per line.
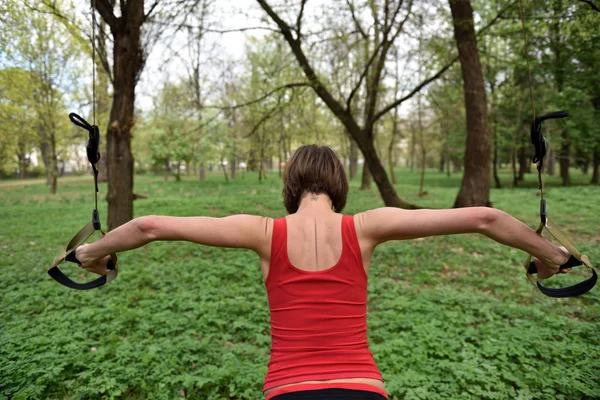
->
[76, 215, 271, 273]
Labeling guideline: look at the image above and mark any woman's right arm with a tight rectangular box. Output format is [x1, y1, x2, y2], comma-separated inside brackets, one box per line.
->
[355, 207, 570, 279]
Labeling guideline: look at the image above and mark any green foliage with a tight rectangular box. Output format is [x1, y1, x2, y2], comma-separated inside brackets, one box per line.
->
[1, 170, 599, 399]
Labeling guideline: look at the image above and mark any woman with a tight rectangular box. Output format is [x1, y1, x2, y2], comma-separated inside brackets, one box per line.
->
[74, 145, 570, 400]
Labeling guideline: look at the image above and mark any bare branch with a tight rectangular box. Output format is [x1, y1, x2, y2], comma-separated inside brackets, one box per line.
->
[144, 0, 161, 22]
[366, 0, 413, 125]
[373, 0, 517, 123]
[243, 105, 281, 138]
[94, 0, 117, 31]
[296, 0, 307, 40]
[243, 88, 300, 139]
[147, 20, 280, 33]
[346, 0, 368, 39]
[346, 38, 386, 111]
[576, 0, 600, 12]
[204, 82, 309, 110]
[373, 55, 458, 123]
[256, 0, 362, 133]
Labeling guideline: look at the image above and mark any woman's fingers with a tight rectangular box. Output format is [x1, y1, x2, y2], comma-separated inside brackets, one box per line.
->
[81, 255, 110, 276]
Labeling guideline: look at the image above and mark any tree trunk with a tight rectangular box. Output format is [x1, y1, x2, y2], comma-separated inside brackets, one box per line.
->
[410, 129, 416, 172]
[512, 146, 518, 187]
[388, 133, 397, 185]
[360, 163, 372, 190]
[559, 140, 570, 185]
[449, 0, 492, 207]
[92, 1, 146, 229]
[174, 161, 181, 182]
[101, 2, 145, 230]
[200, 161, 206, 182]
[419, 146, 426, 196]
[492, 131, 501, 188]
[230, 156, 237, 180]
[518, 145, 528, 181]
[591, 145, 599, 184]
[96, 19, 110, 183]
[354, 132, 417, 208]
[547, 148, 555, 175]
[221, 161, 229, 183]
[39, 140, 51, 184]
[349, 136, 358, 180]
[50, 132, 58, 194]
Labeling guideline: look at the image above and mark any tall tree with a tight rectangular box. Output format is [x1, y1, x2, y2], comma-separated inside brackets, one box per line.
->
[449, 0, 492, 207]
[256, 0, 425, 208]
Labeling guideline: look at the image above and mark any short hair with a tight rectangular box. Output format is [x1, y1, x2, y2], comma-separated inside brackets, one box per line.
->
[282, 145, 349, 214]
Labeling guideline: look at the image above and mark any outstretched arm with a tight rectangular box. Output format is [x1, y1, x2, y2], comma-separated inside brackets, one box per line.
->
[75, 215, 271, 274]
[356, 207, 570, 279]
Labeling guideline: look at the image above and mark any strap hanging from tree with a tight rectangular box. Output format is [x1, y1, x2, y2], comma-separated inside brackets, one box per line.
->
[518, 0, 597, 297]
[47, 2, 119, 290]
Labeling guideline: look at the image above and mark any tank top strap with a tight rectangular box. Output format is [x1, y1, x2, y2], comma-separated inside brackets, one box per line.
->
[269, 217, 287, 269]
[341, 215, 366, 277]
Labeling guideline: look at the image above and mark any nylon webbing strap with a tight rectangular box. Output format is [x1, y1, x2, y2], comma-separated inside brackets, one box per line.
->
[47, 112, 118, 290]
[48, 222, 118, 290]
[523, 173, 597, 297]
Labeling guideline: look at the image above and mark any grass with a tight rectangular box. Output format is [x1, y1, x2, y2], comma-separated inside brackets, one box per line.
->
[0, 168, 599, 400]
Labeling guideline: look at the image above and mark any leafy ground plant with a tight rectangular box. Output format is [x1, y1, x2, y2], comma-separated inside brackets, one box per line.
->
[0, 170, 598, 400]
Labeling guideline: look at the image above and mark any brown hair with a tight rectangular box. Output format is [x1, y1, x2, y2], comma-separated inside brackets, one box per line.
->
[282, 145, 349, 214]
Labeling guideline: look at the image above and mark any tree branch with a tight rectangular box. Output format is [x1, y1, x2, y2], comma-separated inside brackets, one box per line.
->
[204, 82, 309, 110]
[296, 0, 307, 40]
[144, 0, 161, 22]
[256, 0, 362, 133]
[366, 0, 412, 126]
[373, 0, 516, 124]
[94, 0, 117, 31]
[346, 38, 386, 111]
[576, 0, 600, 12]
[346, 0, 368, 39]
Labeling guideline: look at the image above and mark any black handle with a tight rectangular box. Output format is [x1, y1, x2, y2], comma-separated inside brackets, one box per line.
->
[48, 266, 108, 290]
[536, 270, 597, 298]
[528, 255, 583, 274]
[527, 255, 595, 298]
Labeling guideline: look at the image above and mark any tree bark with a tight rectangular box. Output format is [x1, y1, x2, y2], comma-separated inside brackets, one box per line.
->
[449, 0, 492, 207]
[591, 145, 599, 184]
[518, 145, 528, 181]
[388, 131, 397, 185]
[97, 0, 146, 230]
[559, 141, 570, 185]
[547, 148, 556, 175]
[97, 18, 110, 183]
[349, 135, 358, 180]
[360, 163, 372, 190]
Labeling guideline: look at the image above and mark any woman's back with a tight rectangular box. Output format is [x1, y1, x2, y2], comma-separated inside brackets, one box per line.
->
[262, 203, 385, 398]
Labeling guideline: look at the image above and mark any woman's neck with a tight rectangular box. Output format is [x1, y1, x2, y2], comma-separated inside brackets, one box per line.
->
[295, 192, 334, 214]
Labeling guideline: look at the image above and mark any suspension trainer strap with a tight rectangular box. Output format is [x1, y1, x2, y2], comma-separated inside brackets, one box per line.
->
[47, 114, 118, 290]
[517, 1, 596, 297]
[521, 113, 597, 297]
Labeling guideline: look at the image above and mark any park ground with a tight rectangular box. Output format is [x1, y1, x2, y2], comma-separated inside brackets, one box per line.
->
[1, 169, 599, 400]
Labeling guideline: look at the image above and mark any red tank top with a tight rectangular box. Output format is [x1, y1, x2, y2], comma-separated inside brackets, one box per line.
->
[263, 215, 383, 391]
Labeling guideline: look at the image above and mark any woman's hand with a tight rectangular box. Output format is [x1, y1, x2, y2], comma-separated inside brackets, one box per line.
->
[76, 244, 111, 276]
[533, 246, 572, 280]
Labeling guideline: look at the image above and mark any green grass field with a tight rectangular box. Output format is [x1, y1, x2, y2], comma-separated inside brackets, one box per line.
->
[1, 169, 599, 400]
